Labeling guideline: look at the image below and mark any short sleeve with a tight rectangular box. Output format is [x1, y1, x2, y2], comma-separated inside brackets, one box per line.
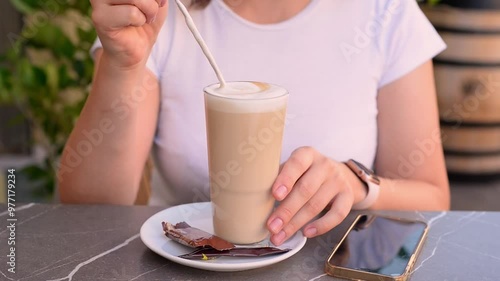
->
[89, 38, 160, 78]
[378, 0, 446, 88]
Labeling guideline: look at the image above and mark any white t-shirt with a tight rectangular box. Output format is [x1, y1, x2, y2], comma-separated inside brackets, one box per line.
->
[92, 0, 445, 207]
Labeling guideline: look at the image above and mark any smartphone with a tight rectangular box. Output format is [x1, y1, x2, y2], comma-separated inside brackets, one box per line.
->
[325, 214, 428, 281]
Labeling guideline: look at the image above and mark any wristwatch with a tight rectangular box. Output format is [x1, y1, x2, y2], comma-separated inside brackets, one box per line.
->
[345, 159, 381, 210]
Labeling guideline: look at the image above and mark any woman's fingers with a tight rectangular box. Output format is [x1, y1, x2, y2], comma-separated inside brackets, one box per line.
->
[270, 186, 352, 246]
[110, 0, 160, 23]
[93, 0, 161, 28]
[304, 191, 352, 237]
[95, 5, 146, 28]
[266, 147, 315, 238]
[268, 149, 334, 243]
[267, 146, 356, 246]
[269, 178, 336, 245]
[90, 0, 169, 68]
[271, 147, 315, 201]
[151, 1, 169, 32]
[269, 158, 328, 229]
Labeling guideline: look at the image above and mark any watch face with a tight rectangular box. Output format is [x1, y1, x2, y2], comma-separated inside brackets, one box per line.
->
[351, 159, 372, 174]
[348, 159, 380, 185]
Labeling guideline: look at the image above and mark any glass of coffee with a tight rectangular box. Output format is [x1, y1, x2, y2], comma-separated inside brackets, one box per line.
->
[204, 81, 288, 244]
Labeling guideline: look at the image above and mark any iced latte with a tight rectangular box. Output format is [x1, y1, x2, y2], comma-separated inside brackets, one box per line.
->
[204, 81, 288, 244]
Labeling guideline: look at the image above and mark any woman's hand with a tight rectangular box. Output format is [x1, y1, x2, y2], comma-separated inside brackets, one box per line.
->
[90, 0, 168, 68]
[267, 147, 363, 245]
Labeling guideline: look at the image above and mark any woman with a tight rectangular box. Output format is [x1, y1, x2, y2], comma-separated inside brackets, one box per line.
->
[59, 0, 450, 246]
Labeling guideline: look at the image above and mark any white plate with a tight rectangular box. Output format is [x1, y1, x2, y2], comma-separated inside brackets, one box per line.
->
[140, 202, 307, 272]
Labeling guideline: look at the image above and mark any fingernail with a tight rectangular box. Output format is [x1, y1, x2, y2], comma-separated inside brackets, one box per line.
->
[149, 15, 157, 24]
[269, 218, 283, 233]
[160, 0, 167, 7]
[273, 230, 286, 245]
[304, 227, 317, 237]
[275, 185, 287, 200]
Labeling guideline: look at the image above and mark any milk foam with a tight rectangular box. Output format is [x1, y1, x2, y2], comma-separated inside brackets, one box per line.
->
[204, 82, 288, 113]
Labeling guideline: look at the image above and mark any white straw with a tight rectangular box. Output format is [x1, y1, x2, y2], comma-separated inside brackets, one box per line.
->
[174, 0, 227, 88]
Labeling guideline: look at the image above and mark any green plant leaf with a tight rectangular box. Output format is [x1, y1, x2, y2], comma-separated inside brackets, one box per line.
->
[0, 67, 13, 103]
[77, 28, 97, 48]
[9, 0, 35, 14]
[72, 1, 92, 16]
[19, 59, 36, 87]
[31, 65, 47, 88]
[21, 164, 47, 181]
[31, 24, 75, 58]
[44, 63, 59, 96]
[24, 161, 56, 199]
[2, 0, 93, 199]
[57, 64, 72, 88]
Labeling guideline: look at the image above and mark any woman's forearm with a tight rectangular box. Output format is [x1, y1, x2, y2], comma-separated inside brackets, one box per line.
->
[343, 163, 450, 211]
[374, 177, 450, 211]
[59, 51, 160, 205]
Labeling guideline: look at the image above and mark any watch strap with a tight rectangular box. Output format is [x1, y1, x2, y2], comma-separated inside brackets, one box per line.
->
[345, 159, 381, 210]
[352, 180, 380, 210]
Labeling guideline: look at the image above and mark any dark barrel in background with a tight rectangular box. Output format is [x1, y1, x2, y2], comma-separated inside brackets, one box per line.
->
[440, 0, 500, 10]
[422, 2, 500, 179]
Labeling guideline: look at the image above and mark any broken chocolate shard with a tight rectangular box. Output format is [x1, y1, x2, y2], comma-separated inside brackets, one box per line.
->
[179, 247, 291, 260]
[162, 221, 235, 251]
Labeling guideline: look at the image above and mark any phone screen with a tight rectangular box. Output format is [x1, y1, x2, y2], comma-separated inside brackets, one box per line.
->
[327, 215, 427, 277]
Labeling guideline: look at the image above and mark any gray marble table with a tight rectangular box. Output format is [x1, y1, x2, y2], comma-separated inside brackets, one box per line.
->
[0, 203, 498, 281]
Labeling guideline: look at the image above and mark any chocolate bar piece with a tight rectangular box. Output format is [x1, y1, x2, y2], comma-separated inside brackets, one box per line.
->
[162, 221, 235, 251]
[179, 247, 291, 260]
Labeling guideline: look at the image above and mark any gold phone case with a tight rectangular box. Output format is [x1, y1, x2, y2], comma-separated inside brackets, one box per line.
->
[324, 215, 429, 281]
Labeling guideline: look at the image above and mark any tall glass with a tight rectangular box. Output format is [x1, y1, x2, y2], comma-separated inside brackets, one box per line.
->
[204, 81, 288, 244]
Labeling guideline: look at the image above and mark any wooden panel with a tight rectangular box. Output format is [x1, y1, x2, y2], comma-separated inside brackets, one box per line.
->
[422, 5, 500, 32]
[438, 33, 500, 63]
[442, 126, 500, 152]
[434, 66, 500, 123]
[0, 1, 22, 53]
[424, 5, 500, 175]
[0, 2, 30, 155]
[446, 155, 500, 174]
